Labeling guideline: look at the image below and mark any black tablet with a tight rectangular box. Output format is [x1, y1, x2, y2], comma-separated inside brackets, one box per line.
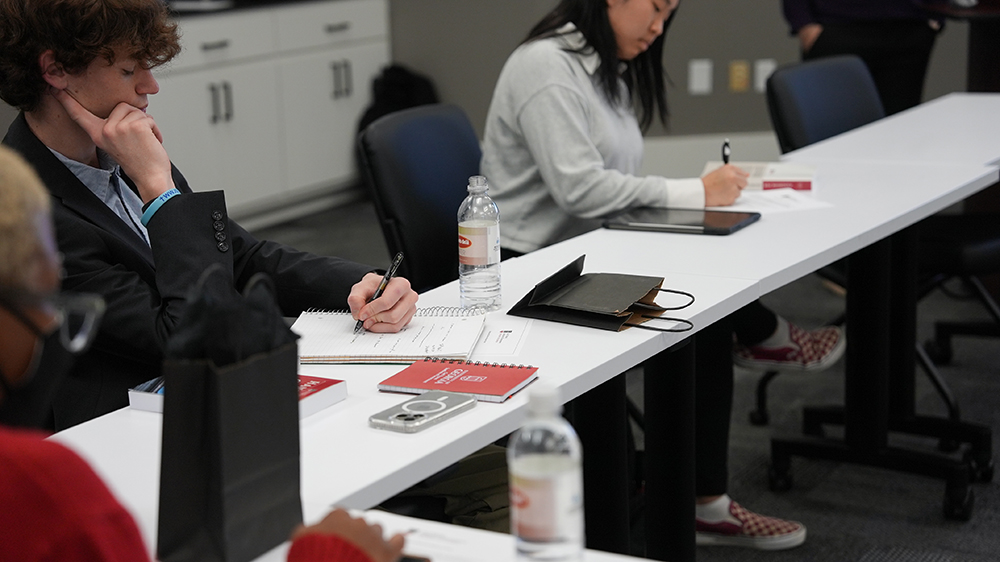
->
[603, 208, 761, 235]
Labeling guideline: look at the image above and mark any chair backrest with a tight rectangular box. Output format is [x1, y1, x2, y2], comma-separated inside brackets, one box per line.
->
[357, 103, 481, 293]
[766, 55, 886, 154]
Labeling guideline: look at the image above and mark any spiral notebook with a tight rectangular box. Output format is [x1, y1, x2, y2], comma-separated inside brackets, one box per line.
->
[290, 307, 487, 364]
[378, 358, 539, 403]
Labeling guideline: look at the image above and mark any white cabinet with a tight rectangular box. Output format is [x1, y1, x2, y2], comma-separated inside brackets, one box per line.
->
[153, 62, 283, 209]
[280, 41, 390, 191]
[152, 0, 389, 221]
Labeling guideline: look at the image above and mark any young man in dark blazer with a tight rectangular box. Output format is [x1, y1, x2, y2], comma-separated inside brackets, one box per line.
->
[0, 0, 419, 430]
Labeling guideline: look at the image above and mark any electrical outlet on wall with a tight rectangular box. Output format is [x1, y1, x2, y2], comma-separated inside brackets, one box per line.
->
[688, 59, 713, 95]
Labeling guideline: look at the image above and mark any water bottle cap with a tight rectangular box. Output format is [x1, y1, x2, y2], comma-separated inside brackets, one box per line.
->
[527, 382, 561, 416]
[468, 175, 489, 192]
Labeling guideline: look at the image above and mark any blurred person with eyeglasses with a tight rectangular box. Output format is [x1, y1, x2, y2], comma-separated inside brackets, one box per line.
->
[0, 145, 105, 429]
[0, 143, 408, 562]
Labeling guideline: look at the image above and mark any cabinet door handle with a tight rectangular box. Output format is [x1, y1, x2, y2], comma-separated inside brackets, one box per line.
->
[342, 60, 352, 97]
[209, 83, 221, 123]
[324, 21, 351, 34]
[331, 61, 341, 99]
[222, 81, 233, 121]
[201, 39, 231, 51]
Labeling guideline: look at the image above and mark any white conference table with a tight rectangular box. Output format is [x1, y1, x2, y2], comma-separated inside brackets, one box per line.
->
[300, 509, 644, 562]
[564, 158, 997, 295]
[52, 254, 758, 561]
[51, 93, 999, 561]
[786, 92, 1000, 168]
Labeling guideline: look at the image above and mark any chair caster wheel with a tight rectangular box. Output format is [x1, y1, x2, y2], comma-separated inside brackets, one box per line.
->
[749, 410, 769, 426]
[923, 338, 952, 365]
[943, 485, 974, 521]
[768, 465, 793, 492]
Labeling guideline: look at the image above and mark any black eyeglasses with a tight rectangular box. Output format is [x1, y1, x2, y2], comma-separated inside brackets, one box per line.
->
[0, 290, 106, 354]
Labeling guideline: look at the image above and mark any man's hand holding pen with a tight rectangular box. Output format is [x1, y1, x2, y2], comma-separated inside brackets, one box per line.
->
[348, 258, 418, 334]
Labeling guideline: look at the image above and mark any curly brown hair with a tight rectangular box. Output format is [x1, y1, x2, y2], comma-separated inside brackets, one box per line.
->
[0, 0, 181, 112]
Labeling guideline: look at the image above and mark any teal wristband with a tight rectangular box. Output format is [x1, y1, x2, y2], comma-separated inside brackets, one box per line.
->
[141, 188, 181, 226]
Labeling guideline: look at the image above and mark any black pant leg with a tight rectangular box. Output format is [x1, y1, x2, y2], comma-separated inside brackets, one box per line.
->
[693, 314, 735, 497]
[731, 299, 779, 347]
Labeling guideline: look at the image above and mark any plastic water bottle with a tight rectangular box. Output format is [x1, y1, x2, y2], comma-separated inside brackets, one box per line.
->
[458, 175, 501, 311]
[508, 384, 584, 561]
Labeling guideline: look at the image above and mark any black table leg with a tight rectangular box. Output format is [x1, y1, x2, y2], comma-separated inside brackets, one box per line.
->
[770, 228, 982, 520]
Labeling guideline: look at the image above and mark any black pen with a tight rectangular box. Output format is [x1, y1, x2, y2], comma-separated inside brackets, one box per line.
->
[722, 138, 731, 165]
[355, 252, 404, 334]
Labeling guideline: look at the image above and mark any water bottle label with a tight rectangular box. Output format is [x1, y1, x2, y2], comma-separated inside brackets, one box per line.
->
[510, 471, 583, 541]
[458, 223, 500, 266]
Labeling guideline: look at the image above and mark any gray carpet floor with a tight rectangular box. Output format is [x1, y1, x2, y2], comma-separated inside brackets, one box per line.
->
[254, 198, 1000, 561]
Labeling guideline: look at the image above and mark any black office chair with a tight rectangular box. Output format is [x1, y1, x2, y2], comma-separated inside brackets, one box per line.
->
[354, 104, 482, 521]
[357, 103, 481, 293]
[761, 55, 997, 476]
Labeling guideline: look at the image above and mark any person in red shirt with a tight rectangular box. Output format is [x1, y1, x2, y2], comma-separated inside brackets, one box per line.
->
[0, 144, 406, 562]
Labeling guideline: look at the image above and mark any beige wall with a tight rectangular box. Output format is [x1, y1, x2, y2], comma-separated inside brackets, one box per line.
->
[1, 1, 971, 139]
[388, 0, 555, 139]
[389, 0, 969, 137]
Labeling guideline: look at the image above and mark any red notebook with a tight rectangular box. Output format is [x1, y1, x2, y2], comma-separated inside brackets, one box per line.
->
[378, 359, 539, 403]
[297, 375, 348, 418]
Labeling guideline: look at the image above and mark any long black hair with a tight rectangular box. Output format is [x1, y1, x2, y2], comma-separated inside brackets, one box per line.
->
[525, 0, 676, 132]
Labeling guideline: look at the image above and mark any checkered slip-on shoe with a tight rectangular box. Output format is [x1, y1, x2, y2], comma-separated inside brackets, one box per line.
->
[733, 323, 845, 372]
[696, 500, 806, 550]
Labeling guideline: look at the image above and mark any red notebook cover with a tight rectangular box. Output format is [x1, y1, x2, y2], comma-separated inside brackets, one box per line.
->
[297, 375, 348, 418]
[378, 359, 539, 403]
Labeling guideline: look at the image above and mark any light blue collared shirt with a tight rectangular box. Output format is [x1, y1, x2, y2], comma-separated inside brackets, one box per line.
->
[51, 149, 150, 246]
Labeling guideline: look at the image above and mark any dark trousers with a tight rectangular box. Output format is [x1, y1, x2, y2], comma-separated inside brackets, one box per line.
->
[691, 314, 734, 496]
[805, 20, 938, 116]
[732, 299, 778, 347]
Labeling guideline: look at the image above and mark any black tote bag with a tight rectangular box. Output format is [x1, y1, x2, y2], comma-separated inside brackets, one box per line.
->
[157, 341, 301, 562]
[155, 266, 303, 562]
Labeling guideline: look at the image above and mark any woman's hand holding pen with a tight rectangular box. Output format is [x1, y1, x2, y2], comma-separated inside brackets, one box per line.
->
[348, 272, 418, 333]
[702, 164, 749, 207]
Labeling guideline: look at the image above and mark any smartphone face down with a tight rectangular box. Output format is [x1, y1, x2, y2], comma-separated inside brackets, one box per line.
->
[368, 390, 476, 433]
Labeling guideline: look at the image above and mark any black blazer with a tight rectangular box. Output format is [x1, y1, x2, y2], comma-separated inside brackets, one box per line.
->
[4, 113, 374, 429]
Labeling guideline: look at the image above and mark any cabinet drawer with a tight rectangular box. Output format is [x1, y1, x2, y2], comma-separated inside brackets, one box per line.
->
[275, 0, 387, 52]
[165, 10, 275, 72]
